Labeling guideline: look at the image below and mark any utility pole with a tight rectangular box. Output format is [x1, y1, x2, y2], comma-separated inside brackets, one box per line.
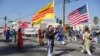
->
[62, 0, 77, 26]
[63, 0, 66, 26]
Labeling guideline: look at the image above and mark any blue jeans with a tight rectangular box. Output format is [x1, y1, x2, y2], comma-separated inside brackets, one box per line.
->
[48, 39, 54, 53]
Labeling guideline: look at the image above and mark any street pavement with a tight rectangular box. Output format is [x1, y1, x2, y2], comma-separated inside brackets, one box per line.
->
[0, 35, 100, 56]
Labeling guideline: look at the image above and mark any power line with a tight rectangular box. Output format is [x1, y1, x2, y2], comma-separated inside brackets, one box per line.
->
[16, 0, 63, 20]
[55, 0, 63, 5]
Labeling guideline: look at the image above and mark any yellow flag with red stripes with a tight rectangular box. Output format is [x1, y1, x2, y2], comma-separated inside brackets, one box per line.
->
[32, 0, 54, 25]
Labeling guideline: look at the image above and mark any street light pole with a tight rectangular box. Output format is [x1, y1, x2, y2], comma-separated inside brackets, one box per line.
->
[63, 0, 66, 26]
[62, 0, 78, 26]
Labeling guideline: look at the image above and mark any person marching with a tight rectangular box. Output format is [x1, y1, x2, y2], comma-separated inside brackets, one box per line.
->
[38, 29, 45, 46]
[46, 25, 56, 56]
[62, 24, 67, 39]
[6, 28, 11, 41]
[17, 28, 23, 48]
[4, 28, 7, 38]
[11, 29, 17, 43]
[81, 26, 92, 56]
[57, 25, 66, 45]
[68, 27, 75, 42]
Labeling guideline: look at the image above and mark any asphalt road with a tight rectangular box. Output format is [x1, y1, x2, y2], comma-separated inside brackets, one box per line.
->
[0, 35, 100, 56]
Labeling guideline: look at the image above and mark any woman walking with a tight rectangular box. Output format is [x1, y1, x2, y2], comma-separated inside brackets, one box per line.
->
[11, 29, 17, 43]
[57, 25, 65, 45]
[81, 26, 92, 56]
[38, 29, 45, 46]
[17, 28, 23, 48]
[6, 28, 11, 41]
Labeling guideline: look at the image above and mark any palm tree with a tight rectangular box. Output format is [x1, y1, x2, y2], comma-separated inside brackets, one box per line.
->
[93, 16, 99, 25]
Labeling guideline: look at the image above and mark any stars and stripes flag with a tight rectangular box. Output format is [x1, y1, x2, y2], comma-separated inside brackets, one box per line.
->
[67, 5, 89, 26]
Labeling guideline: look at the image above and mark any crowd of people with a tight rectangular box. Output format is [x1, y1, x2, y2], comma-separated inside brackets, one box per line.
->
[38, 24, 100, 56]
[3, 24, 100, 56]
[4, 28, 23, 49]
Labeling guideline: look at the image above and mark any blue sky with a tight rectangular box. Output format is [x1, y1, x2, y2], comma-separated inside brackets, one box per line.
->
[0, 0, 100, 26]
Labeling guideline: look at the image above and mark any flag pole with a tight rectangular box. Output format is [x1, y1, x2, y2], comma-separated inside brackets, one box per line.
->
[86, 3, 90, 27]
[52, 0, 56, 23]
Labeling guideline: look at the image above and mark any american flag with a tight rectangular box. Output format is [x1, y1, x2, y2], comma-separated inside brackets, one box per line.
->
[67, 5, 88, 26]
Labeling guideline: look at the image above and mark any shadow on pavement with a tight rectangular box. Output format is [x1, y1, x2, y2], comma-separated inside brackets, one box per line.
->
[54, 48, 76, 56]
[0, 44, 47, 56]
[0, 39, 12, 43]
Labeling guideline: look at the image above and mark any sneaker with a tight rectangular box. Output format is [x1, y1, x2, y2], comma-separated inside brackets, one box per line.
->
[81, 50, 84, 53]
